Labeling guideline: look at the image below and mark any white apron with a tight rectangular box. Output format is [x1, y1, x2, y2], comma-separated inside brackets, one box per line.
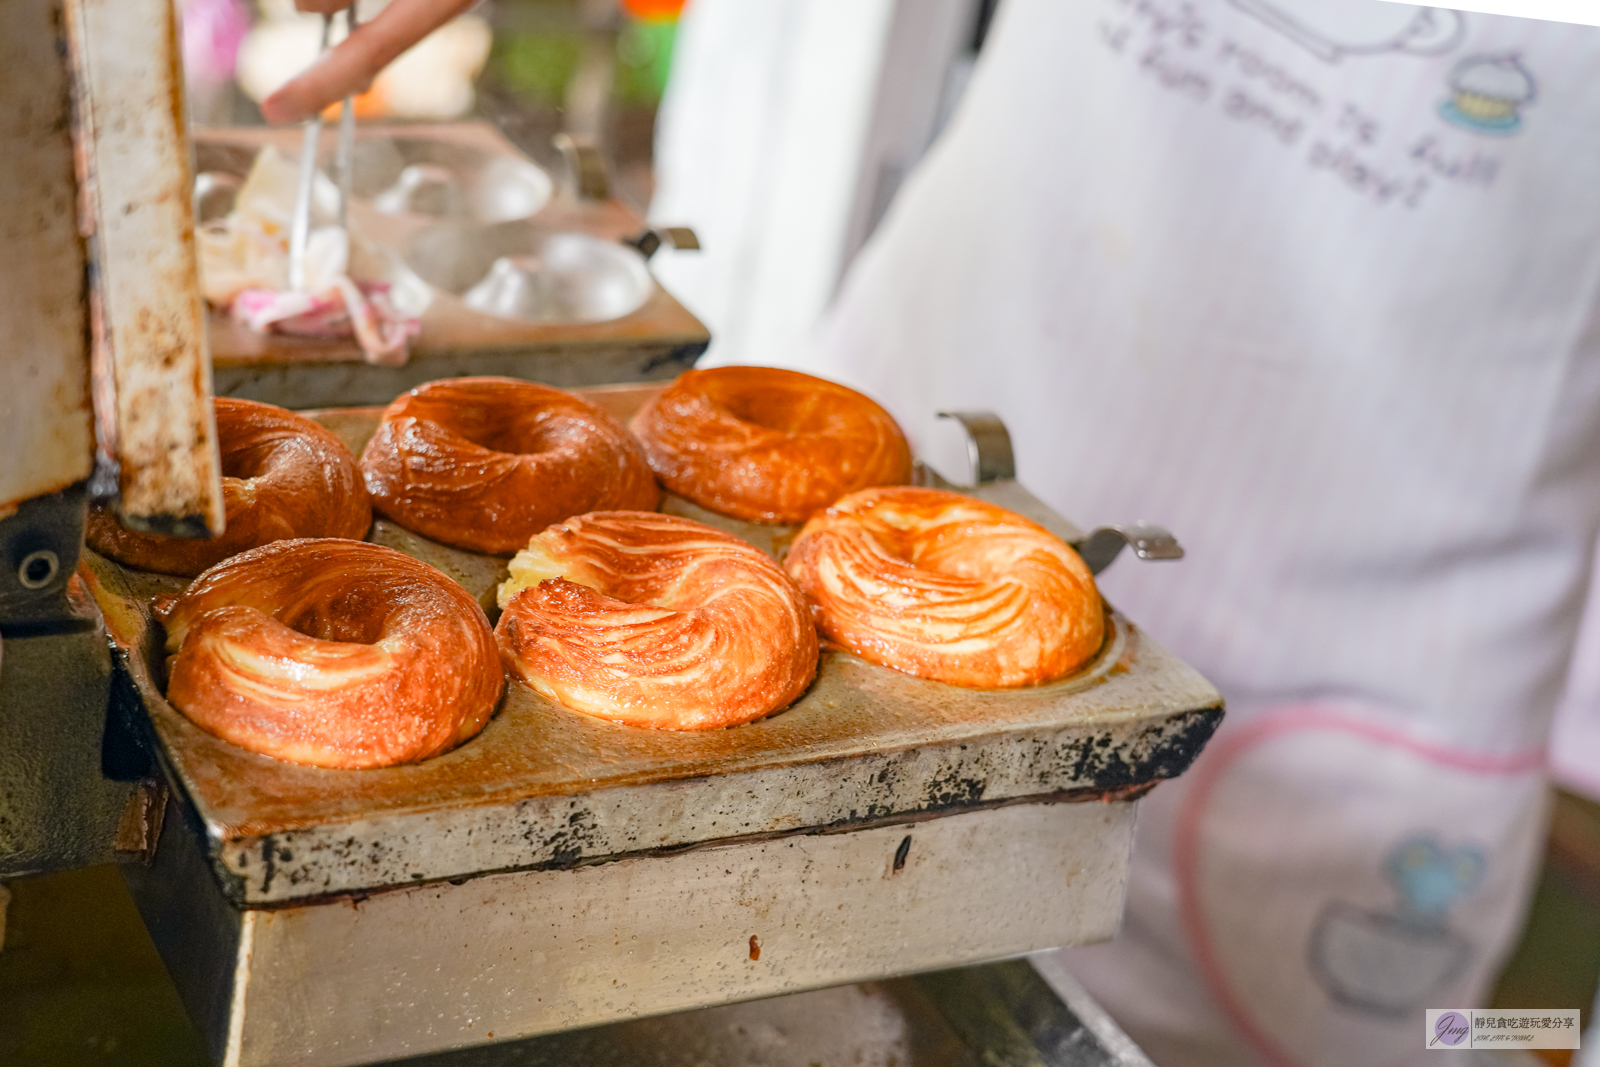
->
[787, 2, 1600, 1064]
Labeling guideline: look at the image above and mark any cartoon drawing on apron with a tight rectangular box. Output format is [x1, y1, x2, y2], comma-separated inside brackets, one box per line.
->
[1228, 1, 1464, 61]
[1309, 834, 1485, 1016]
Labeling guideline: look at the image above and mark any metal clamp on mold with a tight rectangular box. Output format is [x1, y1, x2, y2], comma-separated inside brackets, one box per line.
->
[936, 410, 1184, 575]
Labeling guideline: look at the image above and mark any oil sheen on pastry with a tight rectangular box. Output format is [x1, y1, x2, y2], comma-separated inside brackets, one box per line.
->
[785, 487, 1104, 687]
[495, 511, 817, 729]
[159, 539, 503, 768]
[629, 366, 911, 524]
[360, 377, 659, 555]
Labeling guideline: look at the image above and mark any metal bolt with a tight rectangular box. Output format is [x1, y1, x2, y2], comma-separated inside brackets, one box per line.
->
[17, 549, 59, 590]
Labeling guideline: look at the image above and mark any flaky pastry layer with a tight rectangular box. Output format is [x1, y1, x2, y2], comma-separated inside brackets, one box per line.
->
[496, 511, 818, 729]
[785, 487, 1104, 688]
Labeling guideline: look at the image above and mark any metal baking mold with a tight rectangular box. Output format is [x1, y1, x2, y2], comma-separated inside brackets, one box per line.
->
[83, 397, 1221, 910]
[83, 390, 1219, 1064]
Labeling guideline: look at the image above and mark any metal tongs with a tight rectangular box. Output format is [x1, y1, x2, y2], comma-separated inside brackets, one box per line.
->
[287, 3, 360, 291]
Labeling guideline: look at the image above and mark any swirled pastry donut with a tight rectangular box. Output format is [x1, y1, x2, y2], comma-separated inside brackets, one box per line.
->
[629, 366, 912, 524]
[158, 539, 503, 768]
[495, 511, 817, 729]
[360, 377, 659, 555]
[87, 398, 371, 577]
[785, 487, 1104, 688]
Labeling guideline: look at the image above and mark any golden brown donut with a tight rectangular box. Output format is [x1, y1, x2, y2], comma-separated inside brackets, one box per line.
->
[629, 366, 912, 524]
[87, 397, 371, 577]
[360, 377, 659, 555]
[785, 487, 1104, 688]
[495, 511, 817, 729]
[157, 539, 502, 769]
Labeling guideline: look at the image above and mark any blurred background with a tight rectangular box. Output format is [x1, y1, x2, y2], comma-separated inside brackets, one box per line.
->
[180, 0, 684, 209]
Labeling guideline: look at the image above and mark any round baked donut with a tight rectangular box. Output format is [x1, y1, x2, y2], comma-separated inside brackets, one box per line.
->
[495, 511, 817, 729]
[629, 366, 911, 524]
[785, 487, 1104, 688]
[360, 377, 659, 555]
[87, 397, 371, 577]
[157, 539, 503, 768]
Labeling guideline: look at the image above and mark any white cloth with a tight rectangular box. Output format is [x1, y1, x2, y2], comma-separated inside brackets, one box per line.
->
[648, 0, 900, 369]
[716, 1, 1600, 1063]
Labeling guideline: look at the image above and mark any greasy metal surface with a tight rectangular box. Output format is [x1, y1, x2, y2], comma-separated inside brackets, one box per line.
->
[64, 0, 224, 536]
[0, 0, 95, 514]
[82, 393, 1221, 906]
[0, 593, 134, 878]
[194, 124, 710, 407]
[387, 957, 1155, 1067]
[128, 790, 1136, 1067]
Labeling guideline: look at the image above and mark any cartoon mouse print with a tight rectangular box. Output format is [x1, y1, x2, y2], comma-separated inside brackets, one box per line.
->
[1308, 834, 1485, 1017]
[1229, 0, 1464, 62]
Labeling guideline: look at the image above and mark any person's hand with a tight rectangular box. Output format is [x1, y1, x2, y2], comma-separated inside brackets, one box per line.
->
[260, 0, 479, 123]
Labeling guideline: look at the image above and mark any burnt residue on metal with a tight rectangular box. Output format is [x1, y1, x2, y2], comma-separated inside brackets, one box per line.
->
[1064, 706, 1224, 790]
[530, 803, 604, 869]
[102, 650, 156, 781]
[211, 780, 1161, 911]
[921, 766, 987, 809]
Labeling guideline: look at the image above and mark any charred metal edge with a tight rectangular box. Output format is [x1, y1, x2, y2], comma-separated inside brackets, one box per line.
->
[221, 778, 1166, 913]
[200, 702, 1220, 911]
[212, 702, 1223, 909]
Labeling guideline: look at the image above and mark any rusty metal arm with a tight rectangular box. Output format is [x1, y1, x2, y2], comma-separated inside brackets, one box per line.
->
[64, 0, 224, 538]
